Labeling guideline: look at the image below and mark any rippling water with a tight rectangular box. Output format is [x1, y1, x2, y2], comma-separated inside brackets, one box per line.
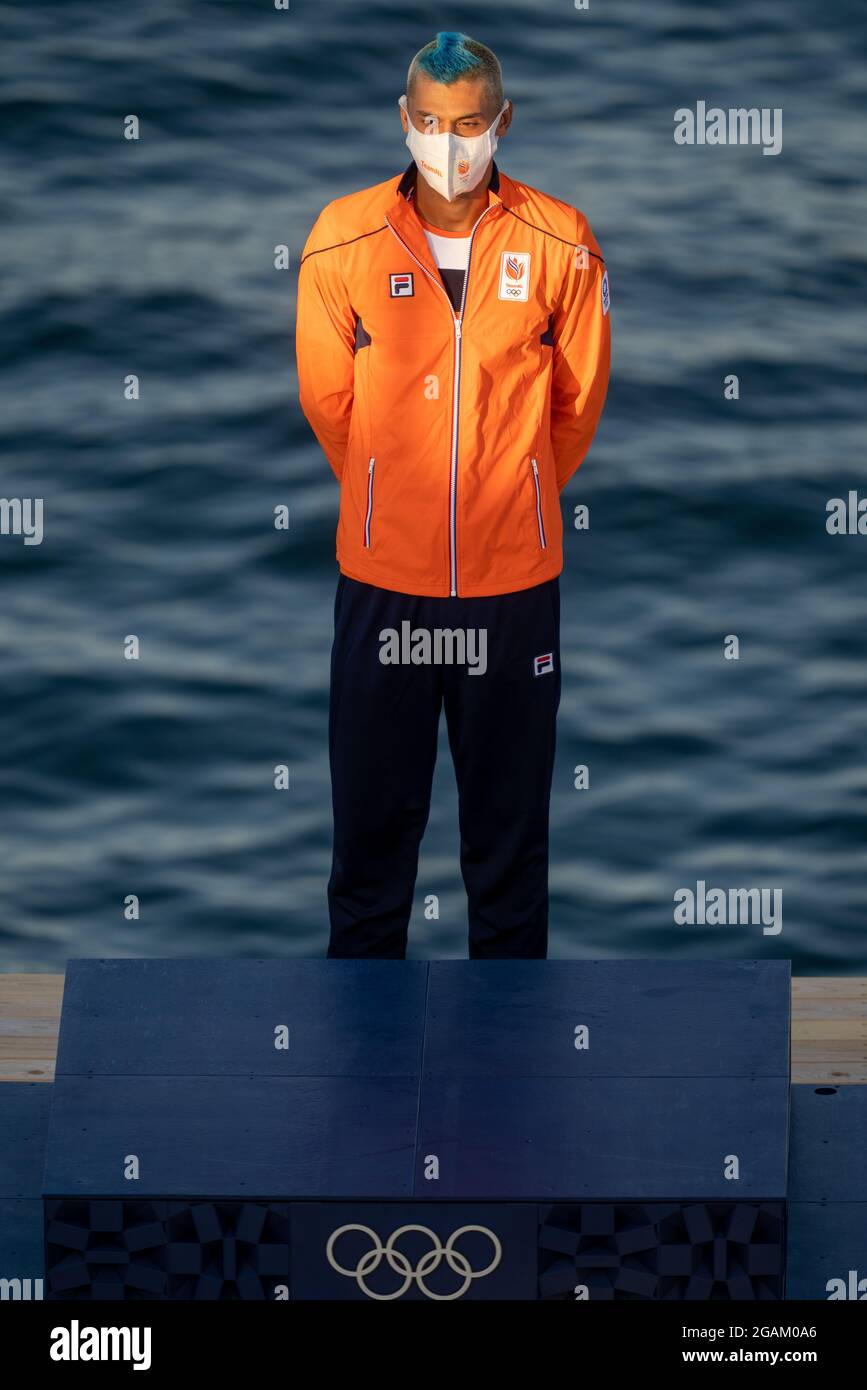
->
[1, 0, 865, 970]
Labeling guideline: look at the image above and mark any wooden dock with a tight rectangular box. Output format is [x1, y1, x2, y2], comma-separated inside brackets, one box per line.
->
[0, 975, 65, 1083]
[1, 971, 866, 1084]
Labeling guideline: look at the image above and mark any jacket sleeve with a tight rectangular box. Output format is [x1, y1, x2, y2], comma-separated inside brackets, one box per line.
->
[295, 204, 357, 482]
[549, 212, 611, 492]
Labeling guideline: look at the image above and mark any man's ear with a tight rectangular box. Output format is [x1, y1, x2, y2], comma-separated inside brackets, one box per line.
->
[497, 101, 513, 136]
[398, 95, 409, 136]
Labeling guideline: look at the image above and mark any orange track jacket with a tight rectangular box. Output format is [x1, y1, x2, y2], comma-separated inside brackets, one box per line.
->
[296, 162, 611, 598]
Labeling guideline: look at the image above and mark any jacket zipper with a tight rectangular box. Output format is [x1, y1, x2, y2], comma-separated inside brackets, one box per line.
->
[386, 206, 492, 596]
[363, 456, 375, 547]
[531, 458, 547, 549]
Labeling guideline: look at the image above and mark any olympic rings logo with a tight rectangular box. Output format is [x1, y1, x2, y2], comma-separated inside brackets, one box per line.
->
[325, 1223, 502, 1300]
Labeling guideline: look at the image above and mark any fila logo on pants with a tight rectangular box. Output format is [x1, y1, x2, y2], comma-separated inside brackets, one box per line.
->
[534, 652, 555, 677]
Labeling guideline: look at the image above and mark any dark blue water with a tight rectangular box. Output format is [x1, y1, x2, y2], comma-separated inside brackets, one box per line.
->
[1, 0, 865, 971]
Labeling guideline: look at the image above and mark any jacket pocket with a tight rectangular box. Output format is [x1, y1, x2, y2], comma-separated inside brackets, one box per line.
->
[363, 456, 375, 548]
[530, 458, 547, 549]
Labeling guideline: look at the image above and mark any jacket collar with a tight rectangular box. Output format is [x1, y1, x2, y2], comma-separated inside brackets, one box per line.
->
[386, 160, 509, 288]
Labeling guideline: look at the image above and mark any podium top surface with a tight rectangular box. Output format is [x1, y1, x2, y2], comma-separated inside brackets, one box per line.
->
[54, 958, 790, 1079]
[43, 960, 791, 1201]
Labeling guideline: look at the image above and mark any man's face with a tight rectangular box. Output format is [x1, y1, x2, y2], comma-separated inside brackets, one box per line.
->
[400, 73, 511, 139]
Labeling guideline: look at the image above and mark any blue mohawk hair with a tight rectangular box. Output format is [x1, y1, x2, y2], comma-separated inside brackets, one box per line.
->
[407, 32, 504, 105]
[417, 32, 482, 85]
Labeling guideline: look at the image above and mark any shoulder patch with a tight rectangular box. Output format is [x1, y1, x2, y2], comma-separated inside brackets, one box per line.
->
[601, 270, 610, 316]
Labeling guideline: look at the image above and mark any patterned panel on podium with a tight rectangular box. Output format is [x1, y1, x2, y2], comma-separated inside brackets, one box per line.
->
[538, 1202, 786, 1300]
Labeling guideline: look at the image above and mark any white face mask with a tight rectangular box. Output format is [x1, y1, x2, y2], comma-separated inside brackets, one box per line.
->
[399, 95, 508, 202]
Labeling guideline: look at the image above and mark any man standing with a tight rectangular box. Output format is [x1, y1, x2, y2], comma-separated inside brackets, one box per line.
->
[296, 33, 610, 959]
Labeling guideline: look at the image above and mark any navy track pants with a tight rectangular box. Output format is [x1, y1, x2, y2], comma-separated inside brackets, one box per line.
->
[326, 574, 561, 959]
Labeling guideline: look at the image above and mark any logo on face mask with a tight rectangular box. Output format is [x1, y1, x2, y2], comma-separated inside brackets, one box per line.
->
[498, 251, 531, 302]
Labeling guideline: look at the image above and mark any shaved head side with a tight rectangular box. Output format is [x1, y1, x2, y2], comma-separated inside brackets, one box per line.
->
[407, 31, 504, 110]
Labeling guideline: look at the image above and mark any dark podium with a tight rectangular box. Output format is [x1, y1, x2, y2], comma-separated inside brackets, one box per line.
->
[42, 958, 790, 1300]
